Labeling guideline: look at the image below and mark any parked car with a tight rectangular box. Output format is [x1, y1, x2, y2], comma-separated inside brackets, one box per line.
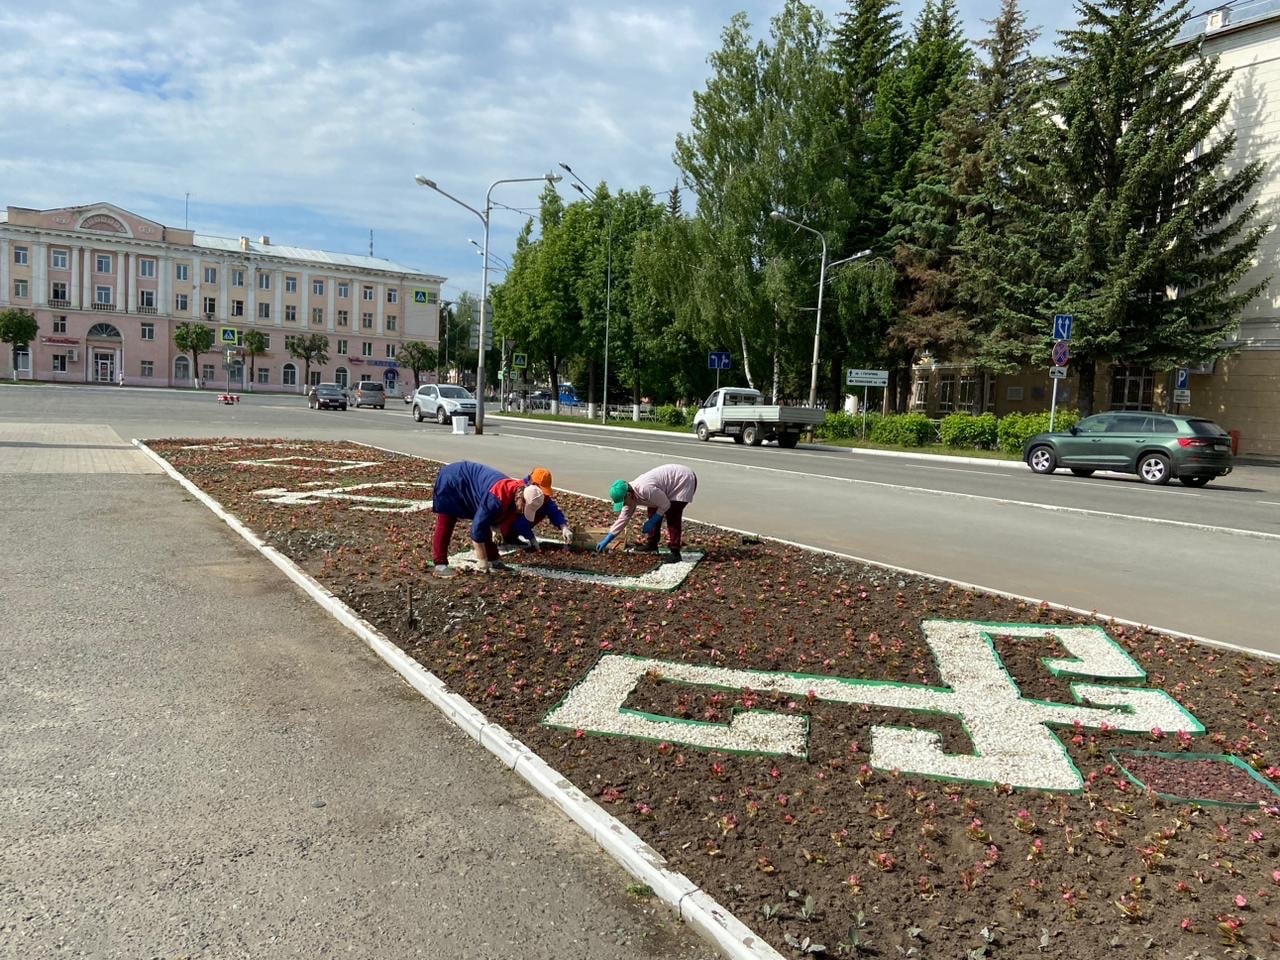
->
[1023, 412, 1233, 486]
[352, 381, 385, 409]
[410, 383, 478, 424]
[307, 383, 347, 411]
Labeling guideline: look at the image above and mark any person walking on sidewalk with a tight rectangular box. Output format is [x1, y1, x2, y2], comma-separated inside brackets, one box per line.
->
[498, 466, 574, 549]
[595, 464, 697, 562]
[431, 460, 544, 577]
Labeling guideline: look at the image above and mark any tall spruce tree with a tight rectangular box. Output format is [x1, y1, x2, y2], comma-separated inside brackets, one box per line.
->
[1051, 0, 1268, 413]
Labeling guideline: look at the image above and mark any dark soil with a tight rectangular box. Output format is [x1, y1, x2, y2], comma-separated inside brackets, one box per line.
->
[148, 439, 1280, 960]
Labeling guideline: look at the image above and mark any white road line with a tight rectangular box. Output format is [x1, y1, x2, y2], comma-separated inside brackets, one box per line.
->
[484, 430, 1280, 542]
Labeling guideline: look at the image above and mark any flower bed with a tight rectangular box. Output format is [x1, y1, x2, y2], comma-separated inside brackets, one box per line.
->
[146, 438, 1280, 959]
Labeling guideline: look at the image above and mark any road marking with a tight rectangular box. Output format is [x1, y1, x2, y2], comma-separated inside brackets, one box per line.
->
[485, 431, 1280, 542]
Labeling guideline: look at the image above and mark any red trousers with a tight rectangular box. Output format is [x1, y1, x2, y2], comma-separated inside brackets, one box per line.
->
[644, 502, 687, 550]
[432, 514, 498, 565]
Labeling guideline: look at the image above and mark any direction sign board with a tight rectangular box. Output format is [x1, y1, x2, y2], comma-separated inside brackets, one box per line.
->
[1049, 366, 1068, 379]
[512, 353, 527, 369]
[846, 368, 889, 387]
[1051, 339, 1070, 367]
[1052, 314, 1074, 340]
[708, 351, 731, 371]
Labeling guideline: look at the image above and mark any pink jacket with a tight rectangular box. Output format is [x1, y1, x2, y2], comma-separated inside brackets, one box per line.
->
[608, 464, 697, 537]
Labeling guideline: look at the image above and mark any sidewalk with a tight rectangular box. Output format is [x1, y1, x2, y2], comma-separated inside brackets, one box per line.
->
[0, 422, 716, 960]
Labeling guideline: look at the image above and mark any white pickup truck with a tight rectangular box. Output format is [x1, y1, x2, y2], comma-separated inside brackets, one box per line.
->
[691, 387, 826, 448]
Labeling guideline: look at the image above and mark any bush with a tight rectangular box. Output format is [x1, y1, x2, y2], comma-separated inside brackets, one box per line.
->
[939, 412, 999, 449]
[655, 404, 689, 427]
[997, 409, 1080, 456]
[818, 411, 861, 440]
[869, 413, 936, 447]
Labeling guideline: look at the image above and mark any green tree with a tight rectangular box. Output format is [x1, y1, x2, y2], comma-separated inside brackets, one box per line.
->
[287, 333, 330, 390]
[242, 330, 268, 390]
[173, 321, 214, 388]
[1050, 0, 1268, 412]
[0, 308, 38, 380]
[397, 341, 438, 391]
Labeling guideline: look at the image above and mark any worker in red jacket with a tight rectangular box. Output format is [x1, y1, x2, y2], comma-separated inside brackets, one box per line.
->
[498, 466, 574, 549]
[431, 460, 544, 577]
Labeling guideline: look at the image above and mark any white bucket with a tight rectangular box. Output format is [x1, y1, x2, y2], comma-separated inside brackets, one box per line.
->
[452, 417, 472, 435]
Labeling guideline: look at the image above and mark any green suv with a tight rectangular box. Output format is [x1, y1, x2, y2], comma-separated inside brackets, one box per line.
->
[1023, 412, 1233, 486]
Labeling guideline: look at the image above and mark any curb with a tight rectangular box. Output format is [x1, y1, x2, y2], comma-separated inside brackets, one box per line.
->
[133, 438, 784, 960]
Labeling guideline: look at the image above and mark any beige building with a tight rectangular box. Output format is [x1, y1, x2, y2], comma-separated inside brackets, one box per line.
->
[0, 202, 445, 395]
[907, 2, 1280, 457]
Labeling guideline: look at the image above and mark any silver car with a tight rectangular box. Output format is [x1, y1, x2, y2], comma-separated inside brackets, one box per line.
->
[411, 384, 478, 425]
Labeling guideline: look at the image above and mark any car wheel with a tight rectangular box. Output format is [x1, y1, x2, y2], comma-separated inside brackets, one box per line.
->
[436, 407, 448, 425]
[695, 422, 710, 442]
[412, 405, 424, 423]
[1027, 445, 1057, 474]
[1070, 468, 1095, 477]
[1179, 475, 1211, 487]
[743, 424, 761, 446]
[340, 404, 347, 411]
[1138, 452, 1172, 485]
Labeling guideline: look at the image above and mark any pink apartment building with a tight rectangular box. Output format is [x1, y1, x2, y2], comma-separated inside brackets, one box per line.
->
[0, 202, 445, 394]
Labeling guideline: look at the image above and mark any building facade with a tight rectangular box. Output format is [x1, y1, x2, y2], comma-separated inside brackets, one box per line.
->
[0, 202, 445, 395]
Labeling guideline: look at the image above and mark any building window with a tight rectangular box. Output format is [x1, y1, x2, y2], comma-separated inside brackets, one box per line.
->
[337, 339, 348, 355]
[138, 258, 157, 278]
[385, 343, 397, 359]
[52, 249, 69, 269]
[338, 282, 350, 298]
[52, 354, 67, 372]
[1110, 364, 1154, 410]
[361, 342, 372, 357]
[257, 367, 270, 384]
[174, 356, 190, 381]
[362, 285, 374, 301]
[176, 263, 190, 281]
[335, 367, 348, 387]
[140, 360, 154, 378]
[175, 293, 189, 311]
[361, 312, 373, 329]
[282, 363, 297, 386]
[52, 316, 67, 333]
[202, 296, 216, 316]
[957, 375, 979, 413]
[13, 279, 28, 298]
[285, 305, 297, 322]
[285, 276, 297, 293]
[203, 267, 217, 284]
[936, 374, 956, 414]
[231, 299, 244, 317]
[337, 310, 349, 327]
[309, 370, 322, 387]
[258, 302, 271, 319]
[258, 272, 271, 290]
[141, 323, 155, 341]
[50, 281, 68, 302]
[95, 254, 112, 273]
[202, 363, 216, 383]
[311, 308, 324, 325]
[14, 246, 29, 265]
[312, 279, 324, 296]
[385, 315, 397, 332]
[138, 289, 156, 309]
[386, 289, 398, 304]
[231, 269, 244, 287]
[95, 285, 112, 305]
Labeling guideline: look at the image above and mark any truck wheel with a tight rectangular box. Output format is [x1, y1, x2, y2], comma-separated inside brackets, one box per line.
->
[778, 433, 799, 449]
[696, 422, 710, 442]
[743, 424, 762, 446]
[732, 434, 745, 444]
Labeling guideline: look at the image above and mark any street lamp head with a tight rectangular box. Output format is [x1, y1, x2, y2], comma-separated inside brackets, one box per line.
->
[558, 162, 574, 174]
[770, 210, 785, 221]
[570, 182, 587, 196]
[546, 173, 563, 183]
[414, 175, 436, 189]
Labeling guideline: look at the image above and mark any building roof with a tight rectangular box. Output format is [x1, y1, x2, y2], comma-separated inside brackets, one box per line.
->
[193, 233, 442, 281]
[1176, 0, 1280, 43]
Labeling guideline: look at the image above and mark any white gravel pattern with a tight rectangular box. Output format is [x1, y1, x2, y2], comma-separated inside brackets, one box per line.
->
[254, 482, 433, 513]
[234, 455, 382, 471]
[448, 549, 704, 591]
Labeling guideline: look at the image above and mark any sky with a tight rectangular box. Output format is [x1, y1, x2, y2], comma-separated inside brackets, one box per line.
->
[1, 0, 1082, 302]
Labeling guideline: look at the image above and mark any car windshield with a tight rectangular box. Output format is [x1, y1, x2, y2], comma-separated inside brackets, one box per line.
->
[439, 386, 472, 398]
[1188, 419, 1228, 437]
[359, 383, 382, 391]
[317, 385, 341, 393]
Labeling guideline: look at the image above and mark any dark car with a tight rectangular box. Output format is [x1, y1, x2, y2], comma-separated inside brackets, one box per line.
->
[307, 383, 347, 411]
[1023, 412, 1233, 486]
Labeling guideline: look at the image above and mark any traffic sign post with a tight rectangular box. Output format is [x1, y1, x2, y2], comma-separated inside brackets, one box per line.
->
[1173, 367, 1191, 407]
[708, 351, 731, 388]
[845, 369, 889, 436]
[512, 353, 527, 369]
[1048, 315, 1073, 431]
[1053, 314, 1074, 341]
[1051, 340, 1070, 367]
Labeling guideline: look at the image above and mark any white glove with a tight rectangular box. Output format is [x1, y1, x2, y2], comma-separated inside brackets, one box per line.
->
[491, 528, 504, 545]
[561, 526, 574, 544]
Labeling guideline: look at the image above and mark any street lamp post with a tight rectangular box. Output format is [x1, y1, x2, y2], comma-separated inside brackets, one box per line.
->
[415, 172, 560, 434]
[771, 210, 828, 410]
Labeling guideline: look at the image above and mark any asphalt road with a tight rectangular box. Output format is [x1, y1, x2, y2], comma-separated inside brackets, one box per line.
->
[7, 383, 1278, 657]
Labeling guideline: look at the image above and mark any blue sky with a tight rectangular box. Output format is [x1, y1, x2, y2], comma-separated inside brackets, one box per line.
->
[1, 1, 1081, 302]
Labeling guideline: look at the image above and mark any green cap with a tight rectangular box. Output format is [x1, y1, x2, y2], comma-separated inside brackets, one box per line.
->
[609, 479, 629, 512]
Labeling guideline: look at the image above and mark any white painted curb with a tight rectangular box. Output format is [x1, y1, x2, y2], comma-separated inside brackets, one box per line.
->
[134, 438, 784, 960]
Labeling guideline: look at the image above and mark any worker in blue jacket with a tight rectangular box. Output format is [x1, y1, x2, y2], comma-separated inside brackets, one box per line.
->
[431, 460, 544, 577]
[498, 466, 574, 549]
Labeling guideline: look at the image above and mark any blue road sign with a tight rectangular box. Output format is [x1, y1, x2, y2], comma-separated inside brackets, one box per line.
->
[708, 351, 731, 371]
[1051, 340, 1070, 367]
[1176, 368, 1190, 390]
[1052, 314, 1074, 341]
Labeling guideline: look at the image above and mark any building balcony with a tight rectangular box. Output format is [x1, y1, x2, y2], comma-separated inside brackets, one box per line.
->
[49, 299, 71, 309]
[136, 305, 158, 315]
[91, 302, 116, 311]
